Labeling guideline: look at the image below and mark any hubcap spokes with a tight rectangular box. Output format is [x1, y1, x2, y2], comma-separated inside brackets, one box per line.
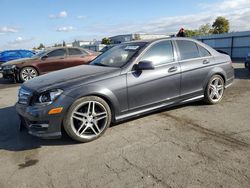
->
[71, 101, 108, 138]
[209, 78, 224, 102]
[22, 68, 37, 81]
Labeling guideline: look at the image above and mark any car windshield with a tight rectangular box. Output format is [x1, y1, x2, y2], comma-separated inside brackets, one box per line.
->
[90, 42, 146, 68]
[32, 50, 47, 58]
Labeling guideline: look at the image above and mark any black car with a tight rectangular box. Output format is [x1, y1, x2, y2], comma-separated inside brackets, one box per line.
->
[245, 53, 250, 71]
[16, 38, 234, 142]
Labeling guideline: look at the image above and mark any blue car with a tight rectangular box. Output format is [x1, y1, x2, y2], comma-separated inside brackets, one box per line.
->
[0, 50, 35, 71]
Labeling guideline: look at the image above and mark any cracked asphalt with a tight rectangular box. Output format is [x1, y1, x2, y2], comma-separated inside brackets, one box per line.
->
[0, 62, 250, 188]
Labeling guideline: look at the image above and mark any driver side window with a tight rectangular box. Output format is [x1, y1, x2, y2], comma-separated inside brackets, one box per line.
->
[47, 49, 66, 58]
[140, 41, 174, 66]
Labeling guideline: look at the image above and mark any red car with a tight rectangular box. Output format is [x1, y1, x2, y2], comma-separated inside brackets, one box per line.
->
[1, 47, 98, 82]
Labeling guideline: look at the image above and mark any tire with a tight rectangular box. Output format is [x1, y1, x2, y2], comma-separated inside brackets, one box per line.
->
[19, 66, 38, 82]
[204, 75, 225, 105]
[63, 96, 112, 142]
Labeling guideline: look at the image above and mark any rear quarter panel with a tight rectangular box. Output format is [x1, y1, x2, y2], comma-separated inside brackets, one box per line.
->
[207, 54, 234, 87]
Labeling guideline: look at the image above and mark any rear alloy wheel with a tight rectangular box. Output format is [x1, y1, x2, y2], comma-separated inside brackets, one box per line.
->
[204, 75, 225, 104]
[20, 67, 38, 82]
[64, 96, 112, 142]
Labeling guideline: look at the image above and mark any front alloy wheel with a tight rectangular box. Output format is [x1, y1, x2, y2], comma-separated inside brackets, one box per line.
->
[20, 67, 38, 82]
[204, 75, 225, 104]
[64, 96, 112, 142]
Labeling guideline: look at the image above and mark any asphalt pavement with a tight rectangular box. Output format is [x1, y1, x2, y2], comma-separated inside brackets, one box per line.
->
[0, 62, 249, 188]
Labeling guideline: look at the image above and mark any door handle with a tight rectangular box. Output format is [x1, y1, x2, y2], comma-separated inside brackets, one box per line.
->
[168, 66, 178, 73]
[203, 59, 210, 64]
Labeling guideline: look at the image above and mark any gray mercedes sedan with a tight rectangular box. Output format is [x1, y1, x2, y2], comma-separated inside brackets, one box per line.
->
[16, 38, 234, 142]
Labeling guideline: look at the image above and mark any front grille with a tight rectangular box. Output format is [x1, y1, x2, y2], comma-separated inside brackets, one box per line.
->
[18, 88, 32, 105]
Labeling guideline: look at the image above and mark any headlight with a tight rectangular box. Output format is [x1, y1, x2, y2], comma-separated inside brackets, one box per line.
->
[3, 65, 16, 70]
[35, 89, 63, 105]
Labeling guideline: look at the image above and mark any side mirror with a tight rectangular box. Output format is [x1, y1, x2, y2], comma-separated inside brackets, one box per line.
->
[135, 60, 155, 71]
[41, 55, 48, 60]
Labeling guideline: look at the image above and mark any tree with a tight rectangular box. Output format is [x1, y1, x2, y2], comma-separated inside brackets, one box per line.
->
[212, 16, 230, 34]
[199, 24, 213, 36]
[133, 34, 141, 41]
[37, 43, 45, 50]
[185, 29, 200, 37]
[101, 37, 111, 45]
[53, 43, 62, 47]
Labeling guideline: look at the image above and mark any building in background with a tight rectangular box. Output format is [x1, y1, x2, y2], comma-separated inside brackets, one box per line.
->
[72, 40, 95, 47]
[66, 43, 73, 47]
[194, 31, 250, 59]
[72, 40, 106, 52]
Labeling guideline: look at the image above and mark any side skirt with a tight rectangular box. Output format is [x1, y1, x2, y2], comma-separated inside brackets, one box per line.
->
[115, 95, 204, 122]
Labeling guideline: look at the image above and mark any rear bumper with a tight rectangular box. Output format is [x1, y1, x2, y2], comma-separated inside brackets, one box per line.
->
[16, 94, 74, 139]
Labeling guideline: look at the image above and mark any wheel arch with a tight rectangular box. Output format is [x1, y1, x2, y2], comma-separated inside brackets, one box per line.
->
[19, 65, 40, 75]
[65, 86, 120, 123]
[203, 68, 227, 90]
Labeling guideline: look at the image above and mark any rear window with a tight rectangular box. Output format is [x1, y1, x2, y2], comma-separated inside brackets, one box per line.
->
[68, 48, 86, 56]
[198, 45, 211, 57]
[176, 40, 200, 60]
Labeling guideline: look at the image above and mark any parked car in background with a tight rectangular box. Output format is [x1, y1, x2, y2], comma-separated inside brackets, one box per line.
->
[245, 52, 250, 71]
[0, 50, 35, 72]
[2, 47, 98, 82]
[16, 38, 234, 142]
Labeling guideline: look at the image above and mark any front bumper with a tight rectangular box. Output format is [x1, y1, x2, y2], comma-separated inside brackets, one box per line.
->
[16, 94, 74, 139]
[2, 68, 16, 79]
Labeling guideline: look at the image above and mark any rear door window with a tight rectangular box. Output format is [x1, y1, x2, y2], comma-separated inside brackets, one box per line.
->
[176, 40, 200, 60]
[140, 41, 174, 66]
[68, 48, 87, 56]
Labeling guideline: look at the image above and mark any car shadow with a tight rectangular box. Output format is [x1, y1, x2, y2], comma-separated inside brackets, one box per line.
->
[0, 106, 78, 152]
[234, 68, 250, 80]
[1, 101, 205, 151]
[0, 74, 20, 89]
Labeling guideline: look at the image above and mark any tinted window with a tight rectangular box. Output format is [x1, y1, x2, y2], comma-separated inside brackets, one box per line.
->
[47, 49, 66, 58]
[198, 45, 211, 57]
[68, 48, 86, 56]
[140, 41, 174, 66]
[176, 40, 200, 60]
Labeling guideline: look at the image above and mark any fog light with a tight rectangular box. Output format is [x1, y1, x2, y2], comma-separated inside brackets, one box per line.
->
[48, 107, 63, 115]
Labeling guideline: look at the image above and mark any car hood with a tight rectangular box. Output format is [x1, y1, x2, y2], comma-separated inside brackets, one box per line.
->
[23, 65, 121, 92]
[3, 57, 37, 66]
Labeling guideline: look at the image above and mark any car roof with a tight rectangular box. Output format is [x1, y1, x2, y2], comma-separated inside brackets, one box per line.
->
[124, 37, 204, 44]
[43, 46, 94, 54]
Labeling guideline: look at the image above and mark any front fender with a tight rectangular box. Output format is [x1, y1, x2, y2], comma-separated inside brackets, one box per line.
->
[64, 84, 121, 117]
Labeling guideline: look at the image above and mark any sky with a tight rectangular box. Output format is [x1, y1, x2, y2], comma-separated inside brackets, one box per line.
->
[0, 0, 250, 50]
